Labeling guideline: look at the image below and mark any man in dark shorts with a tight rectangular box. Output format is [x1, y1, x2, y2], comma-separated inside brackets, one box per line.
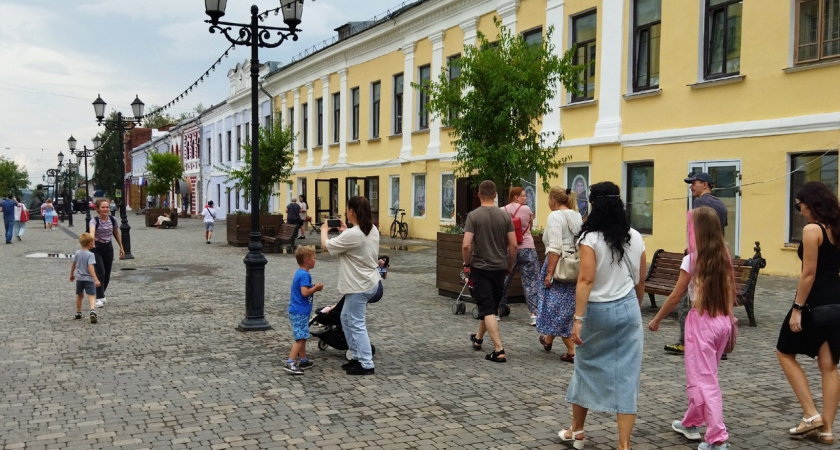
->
[462, 180, 517, 363]
[665, 172, 729, 355]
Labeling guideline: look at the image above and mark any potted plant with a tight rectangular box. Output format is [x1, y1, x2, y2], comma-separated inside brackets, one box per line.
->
[219, 115, 294, 246]
[144, 152, 183, 227]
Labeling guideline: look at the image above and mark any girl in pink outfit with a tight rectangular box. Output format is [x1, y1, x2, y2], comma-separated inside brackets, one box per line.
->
[648, 206, 734, 450]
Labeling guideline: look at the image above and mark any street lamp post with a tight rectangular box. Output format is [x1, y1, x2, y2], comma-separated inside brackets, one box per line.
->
[92, 95, 145, 260]
[67, 135, 99, 224]
[204, 0, 306, 331]
[56, 150, 77, 228]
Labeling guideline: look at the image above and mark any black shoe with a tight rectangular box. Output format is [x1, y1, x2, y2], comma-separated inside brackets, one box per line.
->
[298, 236, 305, 239]
[341, 359, 361, 370]
[346, 365, 375, 375]
[206, 240, 211, 244]
[470, 333, 483, 350]
[90, 311, 98, 324]
[75, 312, 82, 320]
[17, 236, 21, 241]
[721, 353, 728, 361]
[298, 360, 314, 369]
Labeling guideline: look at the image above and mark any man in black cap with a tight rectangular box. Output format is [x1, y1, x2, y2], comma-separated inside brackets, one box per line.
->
[664, 172, 729, 355]
[200, 200, 217, 244]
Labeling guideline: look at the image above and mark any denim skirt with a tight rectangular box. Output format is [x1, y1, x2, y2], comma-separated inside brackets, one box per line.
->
[565, 289, 644, 414]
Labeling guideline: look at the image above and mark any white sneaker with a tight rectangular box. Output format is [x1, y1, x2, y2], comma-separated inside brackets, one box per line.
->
[530, 315, 537, 326]
[95, 298, 105, 308]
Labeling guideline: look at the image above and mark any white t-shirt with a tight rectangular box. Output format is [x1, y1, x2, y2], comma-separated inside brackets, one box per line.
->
[299, 202, 307, 213]
[201, 207, 217, 223]
[14, 204, 22, 221]
[325, 225, 380, 295]
[679, 255, 696, 301]
[578, 228, 646, 302]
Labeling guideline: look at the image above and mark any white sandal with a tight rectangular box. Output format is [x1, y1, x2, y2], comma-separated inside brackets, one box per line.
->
[818, 431, 835, 445]
[789, 414, 824, 435]
[558, 428, 585, 449]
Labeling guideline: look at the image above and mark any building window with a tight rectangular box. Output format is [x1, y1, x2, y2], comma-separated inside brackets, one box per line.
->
[351, 87, 360, 141]
[626, 162, 654, 235]
[316, 98, 323, 145]
[371, 81, 381, 139]
[244, 125, 249, 154]
[705, 0, 743, 78]
[796, 0, 840, 64]
[235, 188, 240, 210]
[412, 174, 426, 217]
[633, 0, 661, 91]
[572, 11, 597, 102]
[418, 65, 431, 130]
[226, 130, 232, 161]
[393, 73, 404, 135]
[332, 93, 341, 143]
[206, 137, 211, 165]
[216, 184, 221, 208]
[789, 151, 839, 242]
[389, 175, 400, 212]
[218, 134, 222, 163]
[265, 114, 272, 128]
[288, 107, 295, 149]
[236, 125, 242, 160]
[302, 103, 309, 148]
[446, 55, 461, 123]
[523, 27, 542, 45]
[441, 173, 455, 221]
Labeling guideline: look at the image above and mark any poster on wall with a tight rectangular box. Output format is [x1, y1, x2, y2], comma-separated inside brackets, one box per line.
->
[413, 174, 426, 217]
[523, 171, 537, 215]
[441, 174, 455, 221]
[390, 176, 400, 212]
[567, 167, 589, 218]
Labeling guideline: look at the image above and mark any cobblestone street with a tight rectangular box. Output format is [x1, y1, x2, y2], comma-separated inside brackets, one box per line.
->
[0, 217, 824, 449]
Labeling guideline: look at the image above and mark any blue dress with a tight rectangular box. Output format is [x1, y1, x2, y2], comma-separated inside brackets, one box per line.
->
[536, 258, 576, 337]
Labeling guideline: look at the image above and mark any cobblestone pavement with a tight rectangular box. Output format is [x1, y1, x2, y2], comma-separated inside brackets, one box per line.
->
[0, 217, 826, 449]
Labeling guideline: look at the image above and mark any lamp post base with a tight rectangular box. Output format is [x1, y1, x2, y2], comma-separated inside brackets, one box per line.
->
[236, 318, 273, 332]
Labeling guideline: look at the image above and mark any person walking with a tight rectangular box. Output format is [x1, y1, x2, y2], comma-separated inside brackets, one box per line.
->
[1, 194, 18, 244]
[298, 195, 308, 239]
[558, 181, 646, 450]
[286, 197, 302, 236]
[321, 196, 382, 375]
[14, 197, 27, 241]
[777, 181, 840, 446]
[463, 180, 517, 363]
[201, 201, 217, 244]
[537, 187, 581, 363]
[88, 199, 125, 308]
[43, 199, 56, 231]
[649, 207, 735, 450]
[499, 187, 540, 325]
[665, 172, 729, 356]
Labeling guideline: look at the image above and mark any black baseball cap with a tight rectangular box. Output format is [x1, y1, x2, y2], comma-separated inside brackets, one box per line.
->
[207, 200, 214, 206]
[684, 172, 714, 185]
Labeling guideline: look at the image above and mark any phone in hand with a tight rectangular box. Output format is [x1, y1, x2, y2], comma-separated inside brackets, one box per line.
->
[327, 219, 341, 228]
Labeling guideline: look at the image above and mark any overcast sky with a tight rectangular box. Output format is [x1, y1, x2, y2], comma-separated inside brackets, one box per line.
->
[0, 0, 410, 187]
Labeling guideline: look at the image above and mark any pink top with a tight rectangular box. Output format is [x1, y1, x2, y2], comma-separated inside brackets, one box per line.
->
[502, 203, 535, 249]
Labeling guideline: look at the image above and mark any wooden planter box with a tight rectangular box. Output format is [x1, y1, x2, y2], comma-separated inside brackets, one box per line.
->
[146, 209, 170, 227]
[227, 214, 284, 246]
[436, 232, 545, 301]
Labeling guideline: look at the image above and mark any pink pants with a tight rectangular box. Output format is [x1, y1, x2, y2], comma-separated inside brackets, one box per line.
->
[682, 308, 730, 444]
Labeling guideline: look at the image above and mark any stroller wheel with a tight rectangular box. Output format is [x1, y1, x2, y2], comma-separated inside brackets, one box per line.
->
[451, 302, 460, 315]
[318, 340, 328, 351]
[472, 307, 479, 319]
[499, 304, 511, 317]
[458, 303, 466, 315]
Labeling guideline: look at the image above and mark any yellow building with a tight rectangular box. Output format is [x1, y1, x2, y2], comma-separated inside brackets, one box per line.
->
[264, 0, 840, 276]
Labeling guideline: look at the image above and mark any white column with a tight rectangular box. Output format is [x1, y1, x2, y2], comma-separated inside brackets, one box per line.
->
[400, 42, 416, 159]
[338, 68, 348, 164]
[497, 0, 520, 34]
[282, 94, 294, 169]
[594, 0, 623, 139]
[542, 0, 564, 140]
[293, 88, 301, 168]
[321, 75, 331, 165]
[427, 31, 445, 156]
[460, 18, 478, 105]
[305, 81, 314, 166]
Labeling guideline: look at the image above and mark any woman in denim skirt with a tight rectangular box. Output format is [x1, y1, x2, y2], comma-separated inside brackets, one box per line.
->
[558, 182, 646, 450]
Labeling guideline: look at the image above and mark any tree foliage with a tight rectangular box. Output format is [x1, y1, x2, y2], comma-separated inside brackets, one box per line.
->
[219, 117, 294, 214]
[418, 19, 587, 192]
[142, 103, 206, 129]
[145, 152, 184, 198]
[0, 157, 29, 197]
[91, 119, 124, 199]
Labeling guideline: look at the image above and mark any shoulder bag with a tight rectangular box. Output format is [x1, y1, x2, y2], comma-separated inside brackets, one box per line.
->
[552, 212, 580, 282]
[508, 204, 524, 245]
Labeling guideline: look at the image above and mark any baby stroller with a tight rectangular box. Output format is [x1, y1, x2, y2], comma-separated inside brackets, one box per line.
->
[310, 296, 377, 360]
[452, 267, 511, 319]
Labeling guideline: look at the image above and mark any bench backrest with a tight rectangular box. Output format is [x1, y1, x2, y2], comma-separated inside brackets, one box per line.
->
[647, 250, 763, 299]
[277, 223, 299, 241]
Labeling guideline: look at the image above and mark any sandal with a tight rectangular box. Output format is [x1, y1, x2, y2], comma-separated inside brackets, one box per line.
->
[818, 431, 835, 445]
[470, 333, 483, 350]
[560, 353, 575, 363]
[485, 349, 506, 363]
[558, 428, 585, 449]
[790, 414, 824, 435]
[539, 335, 552, 352]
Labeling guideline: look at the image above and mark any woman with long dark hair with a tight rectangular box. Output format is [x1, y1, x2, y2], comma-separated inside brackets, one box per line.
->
[777, 181, 840, 445]
[558, 181, 646, 450]
[321, 196, 381, 375]
[298, 194, 308, 238]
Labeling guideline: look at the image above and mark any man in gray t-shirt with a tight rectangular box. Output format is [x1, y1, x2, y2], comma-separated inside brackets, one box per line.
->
[462, 180, 517, 363]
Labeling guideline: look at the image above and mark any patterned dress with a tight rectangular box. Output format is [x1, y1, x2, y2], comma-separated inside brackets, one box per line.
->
[536, 209, 582, 337]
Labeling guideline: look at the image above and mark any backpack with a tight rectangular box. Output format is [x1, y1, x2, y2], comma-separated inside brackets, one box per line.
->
[19, 208, 29, 223]
[507, 204, 524, 245]
[94, 216, 118, 236]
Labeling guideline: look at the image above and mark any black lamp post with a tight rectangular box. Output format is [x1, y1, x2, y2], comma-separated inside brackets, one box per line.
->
[68, 134, 99, 224]
[92, 94, 145, 260]
[205, 0, 306, 331]
[57, 150, 75, 228]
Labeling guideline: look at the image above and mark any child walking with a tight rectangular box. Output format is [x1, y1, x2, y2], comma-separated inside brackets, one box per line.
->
[70, 233, 101, 323]
[648, 206, 735, 450]
[286, 245, 323, 375]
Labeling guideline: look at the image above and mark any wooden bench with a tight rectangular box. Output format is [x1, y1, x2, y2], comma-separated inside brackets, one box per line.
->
[160, 212, 178, 229]
[261, 223, 300, 253]
[644, 241, 767, 327]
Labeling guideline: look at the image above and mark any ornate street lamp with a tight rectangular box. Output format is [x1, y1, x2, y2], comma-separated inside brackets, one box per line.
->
[92, 94, 145, 260]
[69, 134, 99, 224]
[204, 0, 307, 331]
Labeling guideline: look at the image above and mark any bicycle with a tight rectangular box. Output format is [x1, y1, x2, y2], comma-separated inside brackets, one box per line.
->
[389, 208, 408, 239]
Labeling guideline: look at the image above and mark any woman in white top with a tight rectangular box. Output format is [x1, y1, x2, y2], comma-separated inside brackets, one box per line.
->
[321, 196, 381, 376]
[298, 195, 308, 238]
[13, 197, 24, 241]
[558, 181, 646, 450]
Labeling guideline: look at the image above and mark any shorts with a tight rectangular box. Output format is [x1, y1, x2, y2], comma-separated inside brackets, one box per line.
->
[76, 280, 96, 296]
[204, 222, 214, 232]
[289, 312, 310, 340]
[470, 267, 506, 319]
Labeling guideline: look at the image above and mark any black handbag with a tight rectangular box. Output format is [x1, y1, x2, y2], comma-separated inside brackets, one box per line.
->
[810, 304, 840, 327]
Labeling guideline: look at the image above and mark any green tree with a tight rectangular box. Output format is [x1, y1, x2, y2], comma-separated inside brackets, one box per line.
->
[219, 117, 294, 214]
[0, 157, 29, 197]
[142, 105, 178, 129]
[417, 19, 586, 192]
[145, 152, 184, 201]
[91, 121, 123, 199]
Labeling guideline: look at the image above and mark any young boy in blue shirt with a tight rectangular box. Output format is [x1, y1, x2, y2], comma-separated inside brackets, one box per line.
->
[70, 233, 101, 323]
[286, 245, 323, 375]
